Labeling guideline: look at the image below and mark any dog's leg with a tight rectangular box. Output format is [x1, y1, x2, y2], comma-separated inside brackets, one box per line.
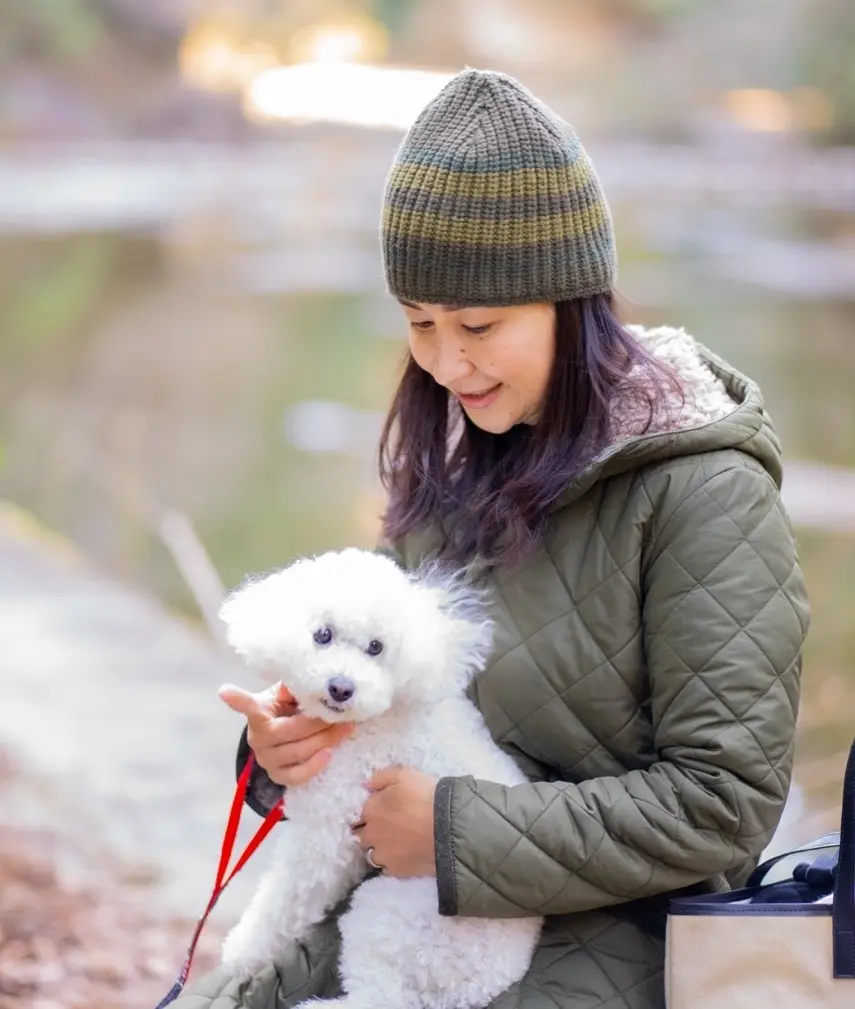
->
[221, 823, 364, 980]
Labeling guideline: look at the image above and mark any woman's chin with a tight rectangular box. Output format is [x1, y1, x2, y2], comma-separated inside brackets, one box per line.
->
[463, 409, 517, 435]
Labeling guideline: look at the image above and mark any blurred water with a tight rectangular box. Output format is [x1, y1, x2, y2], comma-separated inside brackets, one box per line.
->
[0, 134, 854, 855]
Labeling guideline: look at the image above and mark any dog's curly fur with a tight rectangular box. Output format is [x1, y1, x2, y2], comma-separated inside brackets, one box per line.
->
[218, 548, 542, 1008]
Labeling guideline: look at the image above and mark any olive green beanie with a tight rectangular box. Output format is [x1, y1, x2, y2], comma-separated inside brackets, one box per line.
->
[381, 68, 617, 307]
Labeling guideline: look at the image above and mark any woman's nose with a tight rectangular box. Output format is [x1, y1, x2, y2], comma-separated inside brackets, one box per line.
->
[431, 334, 473, 387]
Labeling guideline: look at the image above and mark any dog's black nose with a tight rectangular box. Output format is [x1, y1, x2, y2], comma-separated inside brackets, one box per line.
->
[327, 676, 356, 703]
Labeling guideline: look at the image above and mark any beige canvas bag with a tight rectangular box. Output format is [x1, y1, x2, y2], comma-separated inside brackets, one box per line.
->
[666, 736, 854, 1009]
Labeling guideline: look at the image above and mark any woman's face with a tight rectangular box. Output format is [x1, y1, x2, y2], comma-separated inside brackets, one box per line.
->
[401, 300, 556, 434]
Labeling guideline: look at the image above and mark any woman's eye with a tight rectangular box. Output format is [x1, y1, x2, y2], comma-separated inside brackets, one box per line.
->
[462, 324, 492, 335]
[410, 320, 434, 331]
[313, 627, 333, 646]
[366, 639, 384, 656]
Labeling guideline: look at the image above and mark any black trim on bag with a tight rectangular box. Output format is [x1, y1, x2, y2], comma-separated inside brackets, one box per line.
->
[669, 733, 855, 980]
[669, 898, 832, 917]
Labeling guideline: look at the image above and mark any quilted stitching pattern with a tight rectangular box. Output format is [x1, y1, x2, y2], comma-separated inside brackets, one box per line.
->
[443, 452, 809, 943]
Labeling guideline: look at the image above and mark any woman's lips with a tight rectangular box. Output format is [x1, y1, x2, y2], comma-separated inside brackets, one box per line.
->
[455, 384, 501, 410]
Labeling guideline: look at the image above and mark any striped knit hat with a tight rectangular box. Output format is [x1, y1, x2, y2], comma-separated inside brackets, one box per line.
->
[381, 69, 616, 307]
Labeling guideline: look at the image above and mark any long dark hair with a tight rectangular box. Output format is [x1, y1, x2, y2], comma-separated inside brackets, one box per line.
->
[378, 293, 681, 568]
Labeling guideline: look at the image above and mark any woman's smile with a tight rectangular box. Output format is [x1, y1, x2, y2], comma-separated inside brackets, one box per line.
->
[453, 384, 503, 410]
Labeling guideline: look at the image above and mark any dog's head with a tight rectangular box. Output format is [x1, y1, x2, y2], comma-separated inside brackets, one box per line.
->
[219, 548, 493, 723]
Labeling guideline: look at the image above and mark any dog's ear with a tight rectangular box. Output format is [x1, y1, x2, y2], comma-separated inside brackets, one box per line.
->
[219, 563, 307, 665]
[404, 565, 494, 698]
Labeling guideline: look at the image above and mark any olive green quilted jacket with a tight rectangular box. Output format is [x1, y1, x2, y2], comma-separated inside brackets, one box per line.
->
[174, 329, 810, 1008]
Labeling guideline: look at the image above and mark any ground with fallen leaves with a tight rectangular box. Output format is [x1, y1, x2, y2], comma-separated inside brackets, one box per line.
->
[0, 816, 225, 1009]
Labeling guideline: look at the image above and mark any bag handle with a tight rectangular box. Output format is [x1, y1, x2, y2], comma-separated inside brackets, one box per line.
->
[745, 836, 839, 890]
[833, 735, 855, 978]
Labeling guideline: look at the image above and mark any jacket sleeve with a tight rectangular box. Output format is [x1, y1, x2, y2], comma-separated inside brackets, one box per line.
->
[236, 724, 287, 819]
[236, 538, 409, 816]
[433, 463, 811, 918]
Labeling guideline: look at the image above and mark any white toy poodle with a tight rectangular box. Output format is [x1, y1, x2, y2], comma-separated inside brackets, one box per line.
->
[217, 547, 542, 1008]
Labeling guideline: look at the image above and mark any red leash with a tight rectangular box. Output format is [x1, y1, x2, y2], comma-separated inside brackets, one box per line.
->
[154, 753, 285, 1007]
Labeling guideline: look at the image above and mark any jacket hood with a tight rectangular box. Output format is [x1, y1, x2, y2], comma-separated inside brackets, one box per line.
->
[553, 324, 784, 510]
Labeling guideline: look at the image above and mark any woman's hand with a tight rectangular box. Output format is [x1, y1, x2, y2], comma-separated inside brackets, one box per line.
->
[219, 681, 355, 787]
[353, 767, 439, 878]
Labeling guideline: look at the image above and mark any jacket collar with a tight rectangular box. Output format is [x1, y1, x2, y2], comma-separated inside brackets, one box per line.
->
[550, 325, 783, 511]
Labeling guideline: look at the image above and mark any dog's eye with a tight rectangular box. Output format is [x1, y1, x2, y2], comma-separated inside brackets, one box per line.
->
[313, 627, 333, 646]
[366, 639, 384, 657]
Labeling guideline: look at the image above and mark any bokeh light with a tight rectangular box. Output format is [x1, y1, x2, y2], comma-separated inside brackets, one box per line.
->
[245, 62, 455, 129]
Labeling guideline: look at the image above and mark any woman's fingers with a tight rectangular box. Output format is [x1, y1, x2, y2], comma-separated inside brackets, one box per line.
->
[219, 681, 301, 737]
[273, 747, 335, 787]
[219, 681, 355, 783]
[271, 720, 355, 765]
[218, 683, 274, 731]
[269, 681, 299, 716]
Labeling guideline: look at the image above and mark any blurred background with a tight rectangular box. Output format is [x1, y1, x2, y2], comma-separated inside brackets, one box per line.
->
[1, 0, 854, 1005]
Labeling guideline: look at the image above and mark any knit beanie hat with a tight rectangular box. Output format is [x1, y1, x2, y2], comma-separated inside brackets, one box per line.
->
[381, 69, 617, 307]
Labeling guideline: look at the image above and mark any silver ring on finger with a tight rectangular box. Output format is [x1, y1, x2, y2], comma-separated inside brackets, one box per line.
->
[365, 846, 385, 872]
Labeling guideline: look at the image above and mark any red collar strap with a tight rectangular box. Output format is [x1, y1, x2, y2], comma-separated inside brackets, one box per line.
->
[154, 753, 285, 1007]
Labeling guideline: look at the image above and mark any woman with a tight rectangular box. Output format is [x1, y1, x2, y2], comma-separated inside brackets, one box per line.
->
[175, 69, 810, 1008]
